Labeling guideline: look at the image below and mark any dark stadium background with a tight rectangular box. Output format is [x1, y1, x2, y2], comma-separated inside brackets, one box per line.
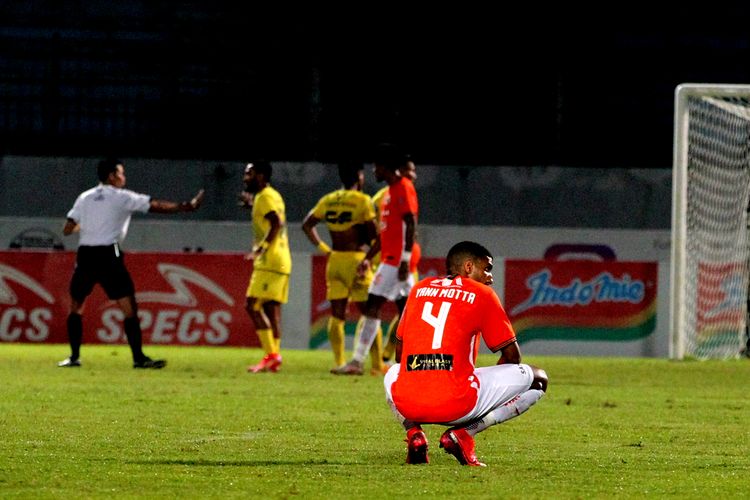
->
[1, 2, 749, 168]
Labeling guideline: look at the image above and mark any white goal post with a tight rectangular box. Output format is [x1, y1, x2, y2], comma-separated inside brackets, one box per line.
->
[671, 83, 750, 359]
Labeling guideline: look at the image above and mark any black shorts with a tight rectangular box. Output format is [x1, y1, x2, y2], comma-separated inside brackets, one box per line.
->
[69, 244, 135, 302]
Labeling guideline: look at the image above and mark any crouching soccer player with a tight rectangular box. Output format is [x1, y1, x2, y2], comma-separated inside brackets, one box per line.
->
[383, 241, 548, 466]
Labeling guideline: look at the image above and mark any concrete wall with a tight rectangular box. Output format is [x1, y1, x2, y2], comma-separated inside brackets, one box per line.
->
[0, 217, 672, 260]
[0, 154, 675, 356]
[0, 155, 673, 229]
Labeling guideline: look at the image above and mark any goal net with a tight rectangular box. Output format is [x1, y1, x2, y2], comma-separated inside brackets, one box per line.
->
[671, 84, 750, 359]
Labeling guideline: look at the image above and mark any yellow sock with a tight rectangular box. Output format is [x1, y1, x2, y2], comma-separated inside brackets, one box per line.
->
[382, 313, 400, 360]
[256, 328, 274, 355]
[328, 317, 346, 366]
[273, 335, 281, 353]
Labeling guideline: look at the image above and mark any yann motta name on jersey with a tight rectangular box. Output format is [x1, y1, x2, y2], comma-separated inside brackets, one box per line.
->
[414, 277, 478, 305]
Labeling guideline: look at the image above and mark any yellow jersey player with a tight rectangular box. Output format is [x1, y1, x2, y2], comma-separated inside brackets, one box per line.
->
[333, 144, 418, 376]
[242, 160, 292, 373]
[302, 162, 377, 369]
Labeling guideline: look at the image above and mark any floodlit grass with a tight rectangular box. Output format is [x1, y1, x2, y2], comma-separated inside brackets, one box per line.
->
[1, 344, 749, 498]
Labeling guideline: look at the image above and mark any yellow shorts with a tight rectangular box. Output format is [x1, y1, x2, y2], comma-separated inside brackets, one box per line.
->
[246, 268, 289, 304]
[326, 250, 373, 302]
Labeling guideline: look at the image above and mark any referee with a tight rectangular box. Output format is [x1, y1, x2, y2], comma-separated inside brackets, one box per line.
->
[58, 159, 204, 369]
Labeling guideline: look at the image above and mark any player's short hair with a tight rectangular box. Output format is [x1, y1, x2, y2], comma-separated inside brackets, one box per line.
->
[373, 143, 406, 171]
[338, 161, 363, 187]
[446, 241, 493, 274]
[97, 158, 122, 182]
[247, 159, 272, 179]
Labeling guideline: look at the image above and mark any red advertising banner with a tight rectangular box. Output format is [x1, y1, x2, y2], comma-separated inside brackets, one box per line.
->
[0, 250, 258, 347]
[308, 256, 445, 348]
[696, 261, 745, 341]
[504, 260, 658, 342]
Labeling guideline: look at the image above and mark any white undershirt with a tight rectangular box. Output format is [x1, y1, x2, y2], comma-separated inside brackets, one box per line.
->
[67, 184, 151, 246]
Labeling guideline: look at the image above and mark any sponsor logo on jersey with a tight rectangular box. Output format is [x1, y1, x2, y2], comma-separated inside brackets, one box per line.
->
[406, 353, 454, 371]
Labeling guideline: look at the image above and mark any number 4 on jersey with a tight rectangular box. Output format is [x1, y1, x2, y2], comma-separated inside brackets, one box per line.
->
[421, 301, 452, 349]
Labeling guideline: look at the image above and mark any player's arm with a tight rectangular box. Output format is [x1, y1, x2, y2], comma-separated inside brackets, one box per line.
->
[62, 218, 79, 236]
[250, 210, 281, 260]
[361, 219, 378, 248]
[394, 336, 403, 363]
[263, 211, 281, 244]
[301, 211, 331, 254]
[398, 212, 416, 280]
[496, 341, 522, 365]
[149, 189, 205, 213]
[393, 296, 414, 363]
[357, 232, 381, 277]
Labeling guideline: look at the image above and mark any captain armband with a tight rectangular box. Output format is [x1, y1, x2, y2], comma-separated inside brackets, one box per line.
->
[317, 241, 332, 254]
[400, 250, 412, 263]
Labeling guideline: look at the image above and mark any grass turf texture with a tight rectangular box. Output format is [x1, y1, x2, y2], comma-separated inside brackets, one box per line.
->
[1, 344, 748, 499]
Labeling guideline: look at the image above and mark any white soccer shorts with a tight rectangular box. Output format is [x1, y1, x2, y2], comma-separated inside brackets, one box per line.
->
[384, 363, 534, 425]
[369, 262, 414, 301]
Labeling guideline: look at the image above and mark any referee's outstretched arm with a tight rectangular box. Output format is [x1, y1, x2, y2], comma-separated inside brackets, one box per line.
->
[149, 189, 205, 213]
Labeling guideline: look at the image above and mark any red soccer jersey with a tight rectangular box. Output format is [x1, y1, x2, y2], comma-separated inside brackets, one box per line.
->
[379, 177, 418, 266]
[392, 275, 517, 423]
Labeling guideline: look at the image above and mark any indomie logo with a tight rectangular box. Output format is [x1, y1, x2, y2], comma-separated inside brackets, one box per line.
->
[511, 269, 645, 316]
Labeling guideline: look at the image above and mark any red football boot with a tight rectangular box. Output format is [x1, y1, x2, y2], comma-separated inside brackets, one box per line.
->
[405, 427, 429, 464]
[247, 353, 281, 373]
[267, 353, 282, 372]
[439, 428, 486, 467]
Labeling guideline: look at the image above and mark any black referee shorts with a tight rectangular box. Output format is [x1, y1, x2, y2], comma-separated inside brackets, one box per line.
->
[69, 244, 136, 302]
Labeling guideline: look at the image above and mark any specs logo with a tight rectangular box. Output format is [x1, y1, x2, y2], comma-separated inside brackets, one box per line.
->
[98, 263, 234, 344]
[0, 263, 54, 341]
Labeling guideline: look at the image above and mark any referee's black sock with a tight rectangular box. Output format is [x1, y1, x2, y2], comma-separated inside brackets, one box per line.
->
[67, 313, 83, 360]
[124, 316, 145, 362]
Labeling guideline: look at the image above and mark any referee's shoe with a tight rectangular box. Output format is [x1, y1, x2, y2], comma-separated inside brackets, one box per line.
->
[133, 357, 167, 369]
[58, 357, 81, 367]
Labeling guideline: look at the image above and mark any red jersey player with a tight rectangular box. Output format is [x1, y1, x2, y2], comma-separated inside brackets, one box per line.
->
[332, 144, 418, 375]
[384, 241, 548, 466]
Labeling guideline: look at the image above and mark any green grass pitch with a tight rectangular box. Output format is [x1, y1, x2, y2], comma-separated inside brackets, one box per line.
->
[1, 344, 748, 498]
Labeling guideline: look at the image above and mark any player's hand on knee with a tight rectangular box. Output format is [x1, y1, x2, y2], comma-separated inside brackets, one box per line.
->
[531, 366, 548, 392]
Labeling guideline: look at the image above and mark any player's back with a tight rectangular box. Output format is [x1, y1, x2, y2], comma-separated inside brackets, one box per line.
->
[312, 189, 375, 252]
[314, 189, 374, 231]
[392, 276, 499, 423]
